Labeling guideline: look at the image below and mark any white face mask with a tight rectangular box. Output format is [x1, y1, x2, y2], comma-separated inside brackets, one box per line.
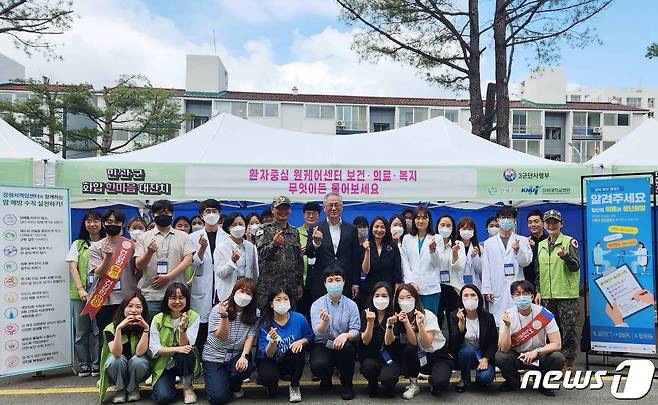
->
[438, 227, 452, 238]
[129, 229, 144, 240]
[230, 225, 246, 239]
[405, 219, 413, 232]
[203, 213, 220, 226]
[273, 301, 291, 315]
[373, 297, 390, 311]
[398, 298, 415, 313]
[487, 226, 500, 237]
[463, 297, 479, 312]
[233, 292, 252, 307]
[249, 224, 260, 235]
[191, 224, 204, 232]
[358, 228, 369, 239]
[391, 226, 404, 237]
[460, 229, 474, 240]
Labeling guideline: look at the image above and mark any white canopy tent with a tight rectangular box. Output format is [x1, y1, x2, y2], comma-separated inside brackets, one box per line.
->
[0, 117, 59, 186]
[588, 118, 658, 172]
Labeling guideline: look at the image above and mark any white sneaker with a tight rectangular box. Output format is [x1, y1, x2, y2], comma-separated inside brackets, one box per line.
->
[402, 382, 420, 400]
[175, 376, 181, 383]
[183, 386, 197, 404]
[112, 391, 127, 404]
[418, 373, 429, 380]
[144, 375, 152, 385]
[232, 389, 245, 399]
[289, 386, 302, 403]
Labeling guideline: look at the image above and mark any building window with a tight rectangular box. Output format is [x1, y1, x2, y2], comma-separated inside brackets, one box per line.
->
[602, 141, 615, 151]
[248, 102, 264, 117]
[231, 102, 247, 118]
[247, 102, 279, 118]
[617, 113, 629, 126]
[571, 140, 599, 163]
[512, 139, 541, 157]
[305, 104, 335, 119]
[264, 103, 279, 118]
[336, 105, 367, 130]
[0, 93, 12, 104]
[512, 111, 527, 134]
[603, 113, 630, 127]
[649, 112, 655, 118]
[570, 95, 581, 102]
[648, 98, 655, 108]
[626, 97, 642, 108]
[398, 107, 429, 127]
[215, 101, 231, 114]
[429, 108, 458, 123]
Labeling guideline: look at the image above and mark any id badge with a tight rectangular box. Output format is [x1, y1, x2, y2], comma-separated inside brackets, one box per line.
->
[325, 339, 334, 350]
[381, 350, 393, 365]
[113, 280, 121, 291]
[463, 274, 474, 284]
[440, 270, 450, 283]
[196, 264, 204, 276]
[418, 351, 428, 367]
[157, 260, 169, 275]
[87, 272, 95, 288]
[504, 263, 515, 276]
[400, 334, 407, 344]
[307, 258, 316, 266]
[360, 271, 366, 282]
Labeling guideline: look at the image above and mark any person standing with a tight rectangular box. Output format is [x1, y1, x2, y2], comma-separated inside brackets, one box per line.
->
[361, 216, 403, 300]
[434, 214, 465, 328]
[535, 209, 580, 369]
[523, 210, 547, 285]
[456, 217, 483, 290]
[297, 201, 321, 316]
[256, 196, 304, 310]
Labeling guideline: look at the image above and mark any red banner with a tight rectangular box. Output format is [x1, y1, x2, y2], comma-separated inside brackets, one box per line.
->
[511, 308, 554, 348]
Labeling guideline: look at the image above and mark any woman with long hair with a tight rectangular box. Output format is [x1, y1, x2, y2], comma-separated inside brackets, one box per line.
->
[457, 217, 483, 290]
[361, 217, 403, 301]
[434, 214, 465, 328]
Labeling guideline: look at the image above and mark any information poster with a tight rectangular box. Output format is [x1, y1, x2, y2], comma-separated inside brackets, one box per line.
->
[584, 175, 656, 355]
[0, 185, 71, 376]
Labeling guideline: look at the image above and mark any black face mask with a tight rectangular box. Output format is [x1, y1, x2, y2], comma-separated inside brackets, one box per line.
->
[154, 214, 173, 228]
[105, 224, 123, 237]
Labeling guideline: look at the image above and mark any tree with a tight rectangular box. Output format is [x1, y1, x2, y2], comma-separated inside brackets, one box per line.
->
[0, 0, 74, 59]
[338, 0, 612, 147]
[647, 42, 658, 59]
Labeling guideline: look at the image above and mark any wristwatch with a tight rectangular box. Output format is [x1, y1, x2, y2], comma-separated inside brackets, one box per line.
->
[386, 325, 394, 329]
[535, 347, 542, 355]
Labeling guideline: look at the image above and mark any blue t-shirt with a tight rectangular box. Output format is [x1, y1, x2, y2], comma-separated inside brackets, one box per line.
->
[257, 311, 314, 361]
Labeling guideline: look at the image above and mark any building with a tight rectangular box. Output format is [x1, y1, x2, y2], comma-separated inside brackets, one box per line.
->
[567, 86, 657, 119]
[0, 54, 649, 162]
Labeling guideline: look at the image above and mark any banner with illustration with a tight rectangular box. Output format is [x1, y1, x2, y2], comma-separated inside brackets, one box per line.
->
[584, 174, 656, 355]
[57, 160, 590, 202]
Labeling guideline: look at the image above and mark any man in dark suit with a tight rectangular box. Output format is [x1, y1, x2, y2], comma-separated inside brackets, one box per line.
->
[305, 193, 361, 304]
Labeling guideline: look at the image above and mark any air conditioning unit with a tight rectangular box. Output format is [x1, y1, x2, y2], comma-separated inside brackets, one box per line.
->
[336, 120, 345, 127]
[592, 127, 602, 134]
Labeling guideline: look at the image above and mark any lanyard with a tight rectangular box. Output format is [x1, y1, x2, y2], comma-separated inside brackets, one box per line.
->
[157, 232, 173, 260]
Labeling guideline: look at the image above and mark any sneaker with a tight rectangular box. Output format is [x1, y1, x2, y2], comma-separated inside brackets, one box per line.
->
[91, 367, 100, 377]
[183, 386, 197, 404]
[144, 375, 152, 385]
[232, 389, 245, 399]
[112, 390, 127, 404]
[538, 387, 556, 397]
[175, 376, 181, 383]
[340, 384, 355, 400]
[77, 365, 91, 377]
[402, 382, 420, 400]
[418, 373, 429, 380]
[455, 380, 466, 393]
[243, 377, 251, 383]
[126, 391, 141, 402]
[289, 386, 302, 403]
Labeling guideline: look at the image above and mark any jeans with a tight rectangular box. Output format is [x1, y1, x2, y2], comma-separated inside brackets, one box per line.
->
[152, 352, 196, 404]
[104, 355, 150, 393]
[495, 350, 566, 387]
[147, 301, 162, 319]
[456, 345, 495, 386]
[71, 299, 99, 369]
[310, 342, 357, 387]
[258, 350, 306, 389]
[420, 293, 441, 316]
[203, 355, 255, 405]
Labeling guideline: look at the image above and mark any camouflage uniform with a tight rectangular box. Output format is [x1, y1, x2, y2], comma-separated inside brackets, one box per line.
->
[256, 221, 304, 310]
[543, 299, 579, 362]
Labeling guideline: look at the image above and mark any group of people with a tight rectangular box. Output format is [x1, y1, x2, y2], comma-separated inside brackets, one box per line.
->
[66, 193, 582, 403]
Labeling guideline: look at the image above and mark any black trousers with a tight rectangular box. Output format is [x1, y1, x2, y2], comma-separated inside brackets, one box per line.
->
[309, 342, 356, 387]
[399, 344, 453, 393]
[495, 350, 566, 387]
[437, 284, 459, 329]
[360, 356, 400, 394]
[257, 350, 306, 388]
[195, 322, 208, 356]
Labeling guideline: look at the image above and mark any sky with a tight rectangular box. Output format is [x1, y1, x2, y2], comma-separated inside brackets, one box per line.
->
[0, 0, 656, 98]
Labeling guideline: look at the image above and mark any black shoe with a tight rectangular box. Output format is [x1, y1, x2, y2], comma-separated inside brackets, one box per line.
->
[312, 374, 321, 382]
[281, 374, 291, 382]
[498, 382, 519, 392]
[455, 381, 467, 393]
[319, 379, 333, 392]
[340, 385, 355, 400]
[367, 381, 378, 398]
[538, 387, 556, 397]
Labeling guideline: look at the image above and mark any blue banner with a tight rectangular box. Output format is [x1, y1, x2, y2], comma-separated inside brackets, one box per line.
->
[585, 175, 656, 355]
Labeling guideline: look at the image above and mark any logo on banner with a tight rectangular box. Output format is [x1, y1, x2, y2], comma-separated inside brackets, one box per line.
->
[503, 168, 517, 182]
[3, 245, 17, 257]
[4, 340, 19, 352]
[5, 323, 18, 335]
[2, 214, 17, 226]
[3, 261, 17, 272]
[3, 230, 17, 241]
[4, 276, 17, 288]
[521, 186, 541, 195]
[488, 186, 498, 196]
[4, 307, 18, 320]
[4, 292, 18, 304]
[5, 356, 19, 368]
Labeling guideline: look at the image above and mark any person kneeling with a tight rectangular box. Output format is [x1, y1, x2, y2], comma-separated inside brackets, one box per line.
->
[257, 288, 314, 402]
[100, 292, 151, 403]
[495, 280, 565, 396]
[149, 283, 201, 404]
[310, 264, 361, 400]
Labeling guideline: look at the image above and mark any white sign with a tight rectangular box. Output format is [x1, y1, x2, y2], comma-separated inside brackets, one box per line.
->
[0, 185, 71, 377]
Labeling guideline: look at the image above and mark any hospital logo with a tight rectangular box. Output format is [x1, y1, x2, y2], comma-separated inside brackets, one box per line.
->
[503, 168, 517, 182]
[521, 186, 541, 195]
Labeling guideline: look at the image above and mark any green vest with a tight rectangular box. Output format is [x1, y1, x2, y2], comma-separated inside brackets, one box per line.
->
[151, 311, 201, 386]
[297, 225, 309, 283]
[69, 239, 90, 299]
[537, 234, 579, 299]
[99, 323, 142, 401]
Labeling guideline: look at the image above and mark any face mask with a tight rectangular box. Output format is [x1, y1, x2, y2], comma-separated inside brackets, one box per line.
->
[499, 218, 514, 231]
[129, 229, 144, 240]
[438, 227, 452, 238]
[463, 298, 479, 311]
[249, 224, 260, 235]
[325, 282, 344, 298]
[233, 292, 252, 307]
[154, 214, 173, 228]
[514, 295, 532, 310]
[203, 213, 220, 226]
[398, 298, 415, 313]
[460, 229, 474, 240]
[487, 226, 500, 237]
[391, 226, 404, 237]
[273, 301, 291, 315]
[230, 225, 246, 239]
[192, 224, 204, 232]
[373, 297, 390, 311]
[358, 228, 368, 239]
[105, 224, 122, 237]
[405, 219, 413, 232]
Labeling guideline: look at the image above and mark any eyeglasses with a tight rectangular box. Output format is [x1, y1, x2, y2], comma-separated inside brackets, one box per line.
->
[168, 296, 186, 302]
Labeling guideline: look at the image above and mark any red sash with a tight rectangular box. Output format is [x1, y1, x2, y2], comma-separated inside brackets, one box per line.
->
[81, 237, 134, 319]
[510, 308, 554, 348]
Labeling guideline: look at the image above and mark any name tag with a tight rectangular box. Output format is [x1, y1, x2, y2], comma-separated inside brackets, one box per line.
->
[418, 351, 428, 367]
[463, 274, 474, 284]
[504, 263, 515, 276]
[87, 272, 94, 288]
[381, 349, 393, 365]
[307, 258, 316, 266]
[440, 270, 450, 283]
[360, 271, 366, 282]
[196, 263, 204, 276]
[157, 260, 169, 275]
[325, 339, 335, 350]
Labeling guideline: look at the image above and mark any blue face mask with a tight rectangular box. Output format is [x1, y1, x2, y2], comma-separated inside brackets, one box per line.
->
[326, 282, 344, 298]
[514, 295, 532, 310]
[499, 218, 514, 231]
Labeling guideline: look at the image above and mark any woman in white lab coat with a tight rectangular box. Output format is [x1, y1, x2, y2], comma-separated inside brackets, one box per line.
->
[434, 215, 465, 328]
[480, 206, 533, 326]
[457, 217, 483, 291]
[400, 206, 442, 314]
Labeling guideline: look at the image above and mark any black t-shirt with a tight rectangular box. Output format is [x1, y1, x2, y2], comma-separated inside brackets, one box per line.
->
[207, 231, 218, 259]
[105, 329, 140, 358]
[359, 312, 401, 362]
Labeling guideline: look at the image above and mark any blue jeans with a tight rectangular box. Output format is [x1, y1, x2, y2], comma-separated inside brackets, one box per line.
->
[104, 355, 150, 393]
[147, 301, 162, 319]
[71, 299, 99, 369]
[203, 356, 255, 405]
[456, 345, 495, 386]
[420, 293, 441, 315]
[152, 352, 196, 404]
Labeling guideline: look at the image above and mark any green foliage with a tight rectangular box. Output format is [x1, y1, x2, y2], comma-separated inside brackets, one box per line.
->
[647, 42, 658, 59]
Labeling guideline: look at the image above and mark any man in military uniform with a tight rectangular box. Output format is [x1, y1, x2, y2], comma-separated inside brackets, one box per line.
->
[256, 195, 304, 310]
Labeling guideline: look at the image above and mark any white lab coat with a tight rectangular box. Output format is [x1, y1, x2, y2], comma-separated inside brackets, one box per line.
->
[435, 238, 466, 292]
[213, 238, 259, 303]
[481, 232, 533, 326]
[463, 243, 483, 291]
[400, 234, 442, 295]
[189, 228, 228, 322]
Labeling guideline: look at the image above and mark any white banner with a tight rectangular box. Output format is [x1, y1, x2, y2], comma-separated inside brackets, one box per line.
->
[0, 185, 72, 377]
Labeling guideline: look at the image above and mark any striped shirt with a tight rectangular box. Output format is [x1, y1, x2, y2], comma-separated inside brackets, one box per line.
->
[202, 304, 259, 363]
